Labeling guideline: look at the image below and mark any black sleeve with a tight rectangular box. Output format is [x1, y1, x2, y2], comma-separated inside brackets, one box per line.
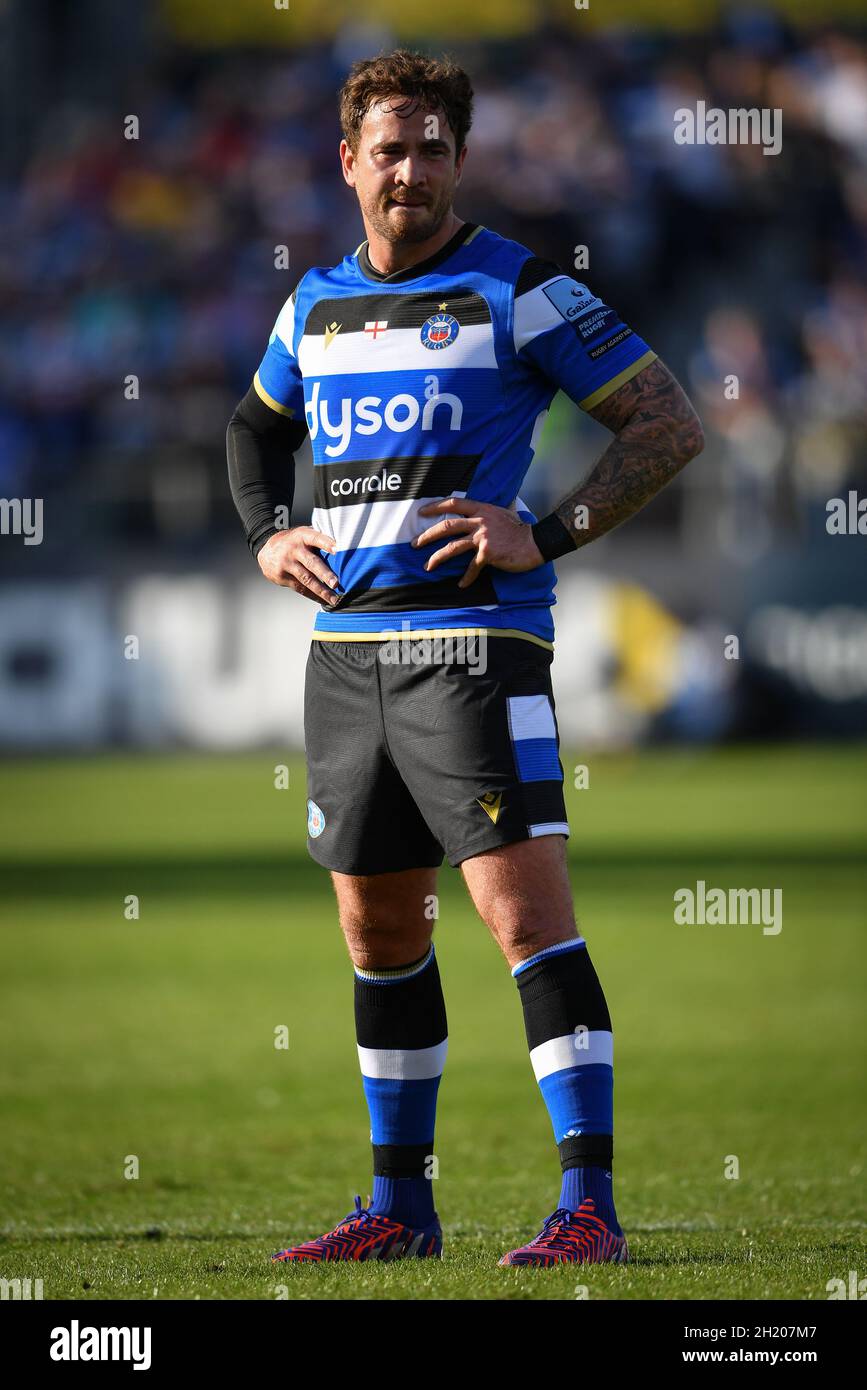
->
[226, 384, 309, 559]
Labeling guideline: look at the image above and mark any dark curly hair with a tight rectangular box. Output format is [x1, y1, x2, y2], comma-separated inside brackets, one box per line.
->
[338, 48, 474, 159]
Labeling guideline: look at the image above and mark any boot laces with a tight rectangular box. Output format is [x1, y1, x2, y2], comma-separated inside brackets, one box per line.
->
[532, 1207, 575, 1247]
[334, 1194, 378, 1232]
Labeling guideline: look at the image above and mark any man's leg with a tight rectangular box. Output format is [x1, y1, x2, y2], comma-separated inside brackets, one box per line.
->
[460, 835, 627, 1265]
[332, 867, 447, 1234]
[272, 866, 446, 1262]
[332, 866, 436, 969]
[272, 640, 448, 1260]
[459, 835, 575, 969]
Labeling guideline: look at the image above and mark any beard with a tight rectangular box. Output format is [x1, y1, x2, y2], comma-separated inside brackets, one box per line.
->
[363, 185, 454, 245]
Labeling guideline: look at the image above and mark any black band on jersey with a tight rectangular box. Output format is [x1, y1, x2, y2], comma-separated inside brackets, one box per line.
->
[515, 254, 566, 297]
[531, 512, 579, 563]
[226, 384, 308, 558]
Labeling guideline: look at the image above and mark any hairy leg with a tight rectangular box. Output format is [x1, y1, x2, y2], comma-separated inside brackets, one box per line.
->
[330, 866, 438, 970]
[459, 835, 577, 967]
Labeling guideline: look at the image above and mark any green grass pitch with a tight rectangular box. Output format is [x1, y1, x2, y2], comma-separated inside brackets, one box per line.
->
[0, 744, 864, 1300]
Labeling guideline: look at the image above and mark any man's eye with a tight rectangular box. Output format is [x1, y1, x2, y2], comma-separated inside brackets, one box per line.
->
[375, 148, 446, 158]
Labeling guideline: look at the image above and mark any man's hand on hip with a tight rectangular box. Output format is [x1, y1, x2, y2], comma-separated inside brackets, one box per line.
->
[257, 528, 342, 605]
[412, 497, 544, 589]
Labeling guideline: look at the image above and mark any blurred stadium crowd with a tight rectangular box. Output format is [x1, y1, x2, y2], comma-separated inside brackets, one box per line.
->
[1, 12, 865, 578]
[1, 6, 866, 749]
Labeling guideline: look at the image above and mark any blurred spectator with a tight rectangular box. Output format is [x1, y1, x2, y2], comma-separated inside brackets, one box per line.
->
[0, 15, 865, 572]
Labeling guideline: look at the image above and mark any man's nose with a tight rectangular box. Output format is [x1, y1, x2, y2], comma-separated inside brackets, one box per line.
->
[394, 154, 424, 185]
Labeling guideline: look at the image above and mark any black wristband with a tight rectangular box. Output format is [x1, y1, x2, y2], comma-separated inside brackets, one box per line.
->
[531, 512, 578, 563]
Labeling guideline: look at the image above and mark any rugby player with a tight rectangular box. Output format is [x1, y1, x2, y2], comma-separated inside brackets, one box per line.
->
[227, 49, 704, 1266]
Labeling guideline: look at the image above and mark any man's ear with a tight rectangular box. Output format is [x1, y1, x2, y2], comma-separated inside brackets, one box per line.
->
[339, 138, 356, 187]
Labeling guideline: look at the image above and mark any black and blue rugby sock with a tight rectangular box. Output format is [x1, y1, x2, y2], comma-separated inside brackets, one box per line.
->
[354, 944, 447, 1228]
[513, 937, 621, 1231]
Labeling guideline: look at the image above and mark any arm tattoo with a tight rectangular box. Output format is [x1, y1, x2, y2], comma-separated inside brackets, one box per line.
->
[553, 358, 705, 548]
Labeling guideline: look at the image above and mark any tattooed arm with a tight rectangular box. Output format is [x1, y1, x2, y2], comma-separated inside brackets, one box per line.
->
[412, 358, 703, 586]
[530, 358, 705, 560]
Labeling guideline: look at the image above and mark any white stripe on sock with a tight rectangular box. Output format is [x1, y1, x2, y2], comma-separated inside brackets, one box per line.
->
[357, 1039, 448, 1080]
[529, 1031, 613, 1082]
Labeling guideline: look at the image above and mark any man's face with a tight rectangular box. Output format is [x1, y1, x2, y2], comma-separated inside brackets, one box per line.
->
[341, 97, 467, 245]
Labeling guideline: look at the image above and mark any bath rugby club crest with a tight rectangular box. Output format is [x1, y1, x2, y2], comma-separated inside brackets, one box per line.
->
[421, 303, 460, 350]
[307, 799, 326, 838]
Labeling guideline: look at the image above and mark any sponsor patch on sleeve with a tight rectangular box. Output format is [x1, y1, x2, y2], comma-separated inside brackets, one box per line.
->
[541, 278, 603, 324]
[587, 327, 634, 360]
[573, 306, 620, 342]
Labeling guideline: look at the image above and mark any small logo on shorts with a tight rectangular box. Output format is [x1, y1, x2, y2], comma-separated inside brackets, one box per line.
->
[476, 791, 503, 824]
[307, 799, 326, 838]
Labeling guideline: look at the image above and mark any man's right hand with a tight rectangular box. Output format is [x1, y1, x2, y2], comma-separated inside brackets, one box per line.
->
[257, 528, 342, 606]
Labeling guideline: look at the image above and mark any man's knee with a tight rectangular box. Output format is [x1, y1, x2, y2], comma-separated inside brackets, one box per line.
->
[488, 914, 577, 965]
[331, 868, 437, 968]
[460, 836, 577, 967]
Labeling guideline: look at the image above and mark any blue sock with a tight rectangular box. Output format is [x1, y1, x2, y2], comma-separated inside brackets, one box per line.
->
[370, 1174, 435, 1229]
[559, 1165, 621, 1233]
[354, 946, 447, 1229]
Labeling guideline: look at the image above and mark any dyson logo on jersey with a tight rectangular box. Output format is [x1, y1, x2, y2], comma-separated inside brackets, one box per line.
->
[305, 380, 464, 458]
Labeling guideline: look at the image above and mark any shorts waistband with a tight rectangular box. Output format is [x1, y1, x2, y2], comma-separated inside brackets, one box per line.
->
[310, 626, 554, 651]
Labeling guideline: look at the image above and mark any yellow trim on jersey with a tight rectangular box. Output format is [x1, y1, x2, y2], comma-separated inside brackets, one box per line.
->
[253, 370, 296, 418]
[311, 626, 554, 651]
[578, 349, 657, 412]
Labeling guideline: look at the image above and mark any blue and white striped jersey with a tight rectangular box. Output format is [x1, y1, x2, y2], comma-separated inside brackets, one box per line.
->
[254, 222, 656, 646]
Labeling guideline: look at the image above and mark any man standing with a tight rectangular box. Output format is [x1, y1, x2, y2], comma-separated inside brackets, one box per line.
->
[227, 49, 703, 1267]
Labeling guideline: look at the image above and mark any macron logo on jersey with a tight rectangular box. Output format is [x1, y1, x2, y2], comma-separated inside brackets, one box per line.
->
[304, 379, 464, 458]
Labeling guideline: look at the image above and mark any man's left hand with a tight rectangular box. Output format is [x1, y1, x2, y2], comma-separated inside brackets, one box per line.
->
[412, 497, 544, 589]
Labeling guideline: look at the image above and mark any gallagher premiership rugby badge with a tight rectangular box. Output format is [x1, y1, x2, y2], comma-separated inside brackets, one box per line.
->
[542, 278, 603, 324]
[420, 306, 459, 350]
[307, 799, 326, 838]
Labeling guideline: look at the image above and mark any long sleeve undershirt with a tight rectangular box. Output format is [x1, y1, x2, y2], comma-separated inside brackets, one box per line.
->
[226, 384, 308, 558]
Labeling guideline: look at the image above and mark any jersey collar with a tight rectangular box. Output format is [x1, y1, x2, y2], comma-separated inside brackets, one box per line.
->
[355, 221, 480, 284]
